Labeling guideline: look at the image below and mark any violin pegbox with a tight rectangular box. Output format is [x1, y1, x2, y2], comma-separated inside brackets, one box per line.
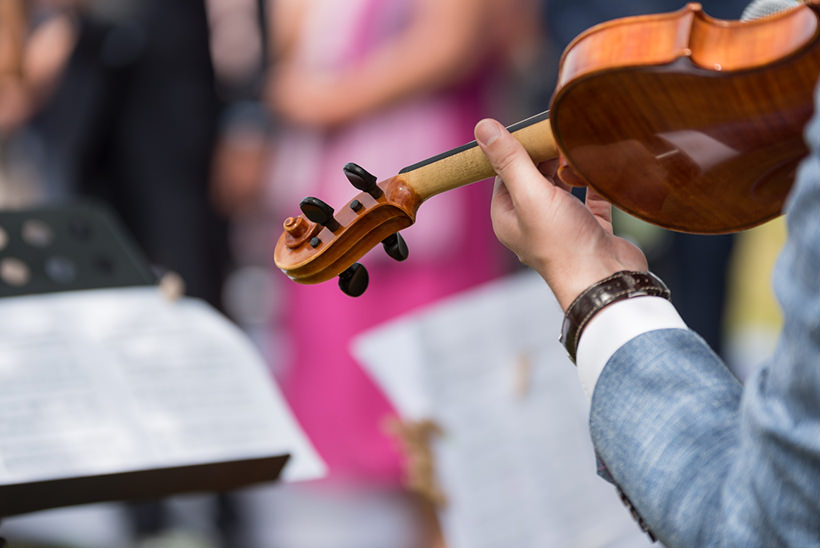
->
[274, 163, 420, 296]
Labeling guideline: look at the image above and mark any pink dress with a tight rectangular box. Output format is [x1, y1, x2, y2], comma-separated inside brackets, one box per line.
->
[269, 0, 507, 485]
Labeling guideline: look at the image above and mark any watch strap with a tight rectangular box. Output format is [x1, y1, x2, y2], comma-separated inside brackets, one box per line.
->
[560, 271, 671, 363]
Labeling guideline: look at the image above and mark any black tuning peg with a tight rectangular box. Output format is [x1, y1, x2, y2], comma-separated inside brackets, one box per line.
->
[300, 197, 340, 231]
[382, 233, 408, 261]
[338, 263, 369, 297]
[344, 162, 382, 199]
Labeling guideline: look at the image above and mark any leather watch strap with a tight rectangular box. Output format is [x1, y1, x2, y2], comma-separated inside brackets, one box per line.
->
[560, 271, 671, 364]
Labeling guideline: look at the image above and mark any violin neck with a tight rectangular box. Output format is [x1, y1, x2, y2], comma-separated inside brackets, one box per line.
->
[397, 111, 558, 202]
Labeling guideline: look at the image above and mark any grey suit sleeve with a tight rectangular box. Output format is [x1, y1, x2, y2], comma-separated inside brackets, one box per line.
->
[588, 85, 820, 547]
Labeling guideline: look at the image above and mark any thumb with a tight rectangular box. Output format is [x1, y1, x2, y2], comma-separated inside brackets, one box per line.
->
[475, 118, 544, 203]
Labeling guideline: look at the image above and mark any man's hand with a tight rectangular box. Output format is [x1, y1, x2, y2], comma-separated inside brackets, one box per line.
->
[474, 118, 648, 310]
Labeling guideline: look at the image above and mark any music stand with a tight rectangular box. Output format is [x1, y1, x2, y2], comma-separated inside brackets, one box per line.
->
[0, 201, 296, 521]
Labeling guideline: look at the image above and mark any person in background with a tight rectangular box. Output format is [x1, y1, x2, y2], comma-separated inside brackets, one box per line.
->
[18, 1, 258, 545]
[211, 0, 539, 546]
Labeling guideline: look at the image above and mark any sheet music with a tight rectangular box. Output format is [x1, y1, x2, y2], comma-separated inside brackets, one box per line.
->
[0, 287, 324, 486]
[353, 270, 655, 548]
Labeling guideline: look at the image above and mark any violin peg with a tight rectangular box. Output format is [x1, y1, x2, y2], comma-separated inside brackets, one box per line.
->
[382, 232, 408, 261]
[300, 196, 340, 231]
[338, 262, 369, 297]
[344, 162, 382, 199]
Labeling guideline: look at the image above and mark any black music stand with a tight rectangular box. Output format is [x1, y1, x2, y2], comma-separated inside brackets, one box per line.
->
[0, 201, 290, 521]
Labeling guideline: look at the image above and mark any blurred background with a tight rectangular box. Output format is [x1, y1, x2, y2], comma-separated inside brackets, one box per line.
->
[0, 0, 783, 546]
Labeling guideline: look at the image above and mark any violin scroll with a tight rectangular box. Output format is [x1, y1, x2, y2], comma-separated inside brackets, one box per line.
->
[274, 163, 422, 295]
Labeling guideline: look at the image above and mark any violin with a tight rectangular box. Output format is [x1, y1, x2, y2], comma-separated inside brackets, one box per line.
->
[275, 2, 820, 296]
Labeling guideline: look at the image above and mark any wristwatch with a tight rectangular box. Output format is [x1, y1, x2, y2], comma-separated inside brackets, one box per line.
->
[560, 271, 671, 363]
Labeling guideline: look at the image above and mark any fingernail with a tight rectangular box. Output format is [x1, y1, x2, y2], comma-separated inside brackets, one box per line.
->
[475, 119, 500, 146]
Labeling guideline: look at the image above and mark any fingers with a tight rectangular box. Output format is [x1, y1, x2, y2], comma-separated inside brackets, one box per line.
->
[475, 119, 546, 205]
[538, 159, 574, 193]
[490, 175, 518, 245]
[537, 158, 559, 179]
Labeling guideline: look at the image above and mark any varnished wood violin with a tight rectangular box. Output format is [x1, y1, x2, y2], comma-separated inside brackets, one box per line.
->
[275, 2, 820, 296]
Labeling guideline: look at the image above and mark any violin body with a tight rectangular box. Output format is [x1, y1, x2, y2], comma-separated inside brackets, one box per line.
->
[553, 2, 820, 232]
[275, 1, 820, 291]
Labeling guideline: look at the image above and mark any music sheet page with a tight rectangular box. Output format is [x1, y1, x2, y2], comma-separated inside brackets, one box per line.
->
[0, 287, 324, 486]
[353, 270, 655, 548]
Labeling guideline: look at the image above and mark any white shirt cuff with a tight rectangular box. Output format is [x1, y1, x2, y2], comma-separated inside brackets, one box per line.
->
[575, 296, 687, 400]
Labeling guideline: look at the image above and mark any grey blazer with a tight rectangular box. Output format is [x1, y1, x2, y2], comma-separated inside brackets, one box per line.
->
[587, 85, 820, 547]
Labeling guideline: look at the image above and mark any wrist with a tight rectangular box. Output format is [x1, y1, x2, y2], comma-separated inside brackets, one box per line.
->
[547, 262, 633, 311]
[538, 237, 648, 311]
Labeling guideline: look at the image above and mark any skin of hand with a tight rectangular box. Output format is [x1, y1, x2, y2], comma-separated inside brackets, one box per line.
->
[474, 118, 648, 310]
